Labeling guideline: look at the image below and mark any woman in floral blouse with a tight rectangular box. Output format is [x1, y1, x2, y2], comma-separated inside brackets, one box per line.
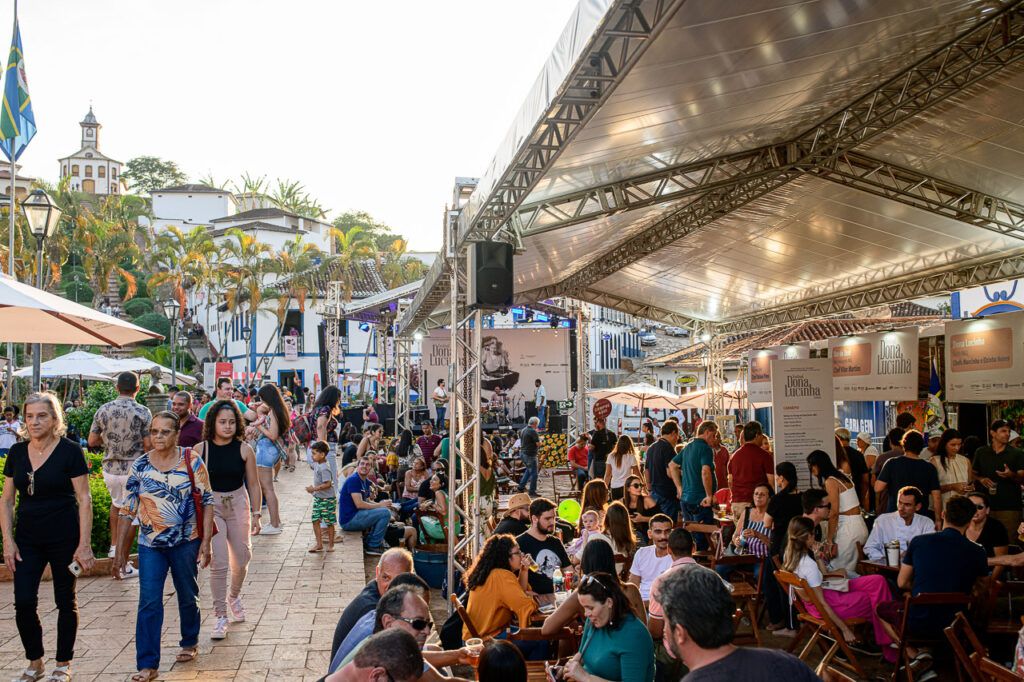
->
[112, 411, 214, 682]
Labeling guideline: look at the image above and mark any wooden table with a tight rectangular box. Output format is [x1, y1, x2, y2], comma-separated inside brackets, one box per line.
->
[857, 559, 900, 575]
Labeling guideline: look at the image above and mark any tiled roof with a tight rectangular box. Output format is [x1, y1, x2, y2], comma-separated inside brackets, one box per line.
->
[210, 207, 298, 223]
[210, 221, 305, 237]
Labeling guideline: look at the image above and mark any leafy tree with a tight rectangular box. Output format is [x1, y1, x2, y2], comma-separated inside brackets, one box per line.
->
[330, 226, 375, 302]
[123, 297, 154, 318]
[148, 225, 216, 313]
[132, 312, 170, 345]
[66, 382, 117, 440]
[75, 194, 150, 303]
[332, 210, 399, 250]
[62, 280, 94, 304]
[122, 156, 188, 194]
[269, 178, 326, 219]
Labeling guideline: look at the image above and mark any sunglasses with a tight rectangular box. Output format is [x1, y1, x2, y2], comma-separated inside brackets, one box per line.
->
[149, 428, 176, 438]
[815, 503, 832, 509]
[629, 483, 642, 489]
[27, 470, 34, 496]
[395, 616, 433, 631]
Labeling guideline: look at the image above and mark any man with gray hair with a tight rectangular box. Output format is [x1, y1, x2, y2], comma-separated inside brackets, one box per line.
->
[517, 416, 541, 496]
[330, 548, 413, 659]
[325, 628, 423, 682]
[660, 565, 820, 680]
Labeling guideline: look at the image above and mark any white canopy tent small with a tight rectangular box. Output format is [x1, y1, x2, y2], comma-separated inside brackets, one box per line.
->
[14, 351, 198, 386]
[673, 380, 770, 411]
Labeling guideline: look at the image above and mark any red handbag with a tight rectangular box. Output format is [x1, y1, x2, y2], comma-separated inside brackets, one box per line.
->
[182, 446, 217, 539]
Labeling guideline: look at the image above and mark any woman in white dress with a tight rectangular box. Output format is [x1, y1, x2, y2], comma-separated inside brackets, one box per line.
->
[931, 428, 972, 506]
[807, 449, 867, 577]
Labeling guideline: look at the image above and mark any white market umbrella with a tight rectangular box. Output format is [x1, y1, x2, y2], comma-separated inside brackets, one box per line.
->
[589, 382, 687, 411]
[13, 350, 129, 379]
[108, 357, 199, 386]
[0, 274, 161, 347]
[673, 379, 770, 411]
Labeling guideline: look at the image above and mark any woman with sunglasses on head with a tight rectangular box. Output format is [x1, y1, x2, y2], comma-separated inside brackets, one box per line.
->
[561, 571, 654, 682]
[806, 449, 866, 577]
[543, 535, 646, 640]
[112, 411, 214, 682]
[966, 491, 1009, 580]
[191, 400, 262, 641]
[462, 534, 542, 658]
[1, 392, 94, 682]
[621, 475, 660, 545]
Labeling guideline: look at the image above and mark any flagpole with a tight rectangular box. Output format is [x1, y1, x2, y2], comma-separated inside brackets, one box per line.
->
[4, 2, 14, 408]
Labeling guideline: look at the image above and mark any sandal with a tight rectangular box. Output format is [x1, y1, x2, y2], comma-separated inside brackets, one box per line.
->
[174, 647, 198, 663]
[11, 669, 44, 682]
[44, 667, 70, 682]
[129, 672, 158, 682]
[308, 546, 323, 553]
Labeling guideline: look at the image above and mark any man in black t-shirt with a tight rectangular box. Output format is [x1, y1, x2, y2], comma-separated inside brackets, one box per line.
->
[660, 564, 820, 681]
[876, 431, 941, 525]
[588, 416, 616, 479]
[645, 420, 682, 522]
[516, 498, 572, 604]
[493, 492, 531, 536]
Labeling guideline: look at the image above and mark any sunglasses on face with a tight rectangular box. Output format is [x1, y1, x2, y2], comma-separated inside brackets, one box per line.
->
[815, 503, 832, 509]
[629, 483, 642, 489]
[149, 428, 176, 438]
[395, 616, 433, 631]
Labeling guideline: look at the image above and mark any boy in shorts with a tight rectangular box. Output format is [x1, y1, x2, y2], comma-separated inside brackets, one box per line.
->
[307, 441, 337, 552]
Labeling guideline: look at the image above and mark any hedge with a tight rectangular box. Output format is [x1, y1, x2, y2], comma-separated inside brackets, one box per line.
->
[132, 312, 170, 346]
[1, 450, 118, 561]
[123, 297, 154, 319]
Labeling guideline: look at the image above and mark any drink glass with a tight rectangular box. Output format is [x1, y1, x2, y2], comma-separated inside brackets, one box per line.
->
[465, 637, 483, 667]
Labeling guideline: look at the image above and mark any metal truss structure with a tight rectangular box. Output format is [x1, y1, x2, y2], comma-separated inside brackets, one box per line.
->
[567, 302, 592, 438]
[393, 300, 413, 437]
[704, 329, 726, 415]
[321, 282, 345, 384]
[516, 3, 1024, 318]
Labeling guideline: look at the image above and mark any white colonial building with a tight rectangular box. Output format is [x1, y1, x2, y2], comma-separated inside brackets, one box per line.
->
[58, 107, 126, 195]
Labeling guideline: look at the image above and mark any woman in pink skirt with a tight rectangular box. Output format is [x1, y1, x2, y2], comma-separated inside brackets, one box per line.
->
[783, 516, 895, 659]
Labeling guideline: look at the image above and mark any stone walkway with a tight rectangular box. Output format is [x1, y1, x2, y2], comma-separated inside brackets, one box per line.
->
[0, 466, 364, 681]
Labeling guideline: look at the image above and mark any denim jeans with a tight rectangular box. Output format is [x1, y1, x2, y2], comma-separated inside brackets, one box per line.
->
[573, 466, 589, 490]
[136, 539, 201, 671]
[341, 507, 392, 549]
[650, 490, 680, 523]
[681, 502, 714, 551]
[518, 456, 538, 496]
[536, 405, 546, 429]
[435, 406, 446, 429]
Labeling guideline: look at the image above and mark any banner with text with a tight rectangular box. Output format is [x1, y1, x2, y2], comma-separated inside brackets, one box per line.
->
[423, 329, 570, 418]
[771, 358, 836, 490]
[748, 345, 810, 404]
[828, 328, 918, 401]
[946, 310, 1024, 401]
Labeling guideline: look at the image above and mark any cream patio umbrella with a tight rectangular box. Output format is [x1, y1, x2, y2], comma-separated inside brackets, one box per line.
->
[0, 274, 162, 347]
[589, 382, 688, 411]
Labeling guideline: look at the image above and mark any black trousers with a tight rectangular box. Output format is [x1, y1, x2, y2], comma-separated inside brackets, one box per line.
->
[13, 538, 79, 662]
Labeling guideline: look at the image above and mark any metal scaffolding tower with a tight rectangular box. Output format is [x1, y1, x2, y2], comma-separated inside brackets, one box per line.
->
[569, 303, 592, 438]
[321, 282, 345, 389]
[393, 301, 413, 438]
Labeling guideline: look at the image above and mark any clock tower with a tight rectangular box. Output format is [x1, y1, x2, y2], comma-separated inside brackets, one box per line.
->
[80, 106, 99, 148]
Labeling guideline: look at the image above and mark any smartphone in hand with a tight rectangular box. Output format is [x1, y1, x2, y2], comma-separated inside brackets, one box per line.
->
[68, 560, 82, 577]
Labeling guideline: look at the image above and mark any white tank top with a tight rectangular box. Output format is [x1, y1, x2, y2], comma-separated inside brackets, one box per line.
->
[830, 476, 860, 513]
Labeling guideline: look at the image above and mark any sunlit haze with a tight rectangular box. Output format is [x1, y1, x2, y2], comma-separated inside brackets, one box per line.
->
[15, 0, 578, 250]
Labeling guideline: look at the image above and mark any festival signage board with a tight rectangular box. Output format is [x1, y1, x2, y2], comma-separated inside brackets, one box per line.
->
[828, 329, 918, 401]
[945, 311, 1024, 401]
[423, 329, 570, 417]
[283, 335, 299, 361]
[593, 398, 612, 419]
[748, 345, 810, 404]
[771, 358, 835, 490]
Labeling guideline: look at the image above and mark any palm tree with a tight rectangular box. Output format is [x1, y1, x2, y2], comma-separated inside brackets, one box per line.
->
[330, 226, 375, 303]
[269, 178, 326, 219]
[75, 194, 149, 304]
[377, 237, 427, 288]
[219, 227, 276, 358]
[148, 225, 216, 316]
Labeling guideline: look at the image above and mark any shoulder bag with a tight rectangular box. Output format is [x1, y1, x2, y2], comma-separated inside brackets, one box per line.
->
[182, 446, 218, 540]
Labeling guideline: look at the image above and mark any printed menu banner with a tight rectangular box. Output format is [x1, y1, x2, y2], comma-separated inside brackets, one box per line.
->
[945, 311, 1024, 401]
[748, 345, 810, 404]
[828, 328, 918, 401]
[771, 358, 836, 490]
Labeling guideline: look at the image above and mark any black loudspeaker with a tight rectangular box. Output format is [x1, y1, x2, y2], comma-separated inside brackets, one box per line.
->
[470, 242, 514, 308]
[316, 322, 329, 388]
[569, 328, 578, 392]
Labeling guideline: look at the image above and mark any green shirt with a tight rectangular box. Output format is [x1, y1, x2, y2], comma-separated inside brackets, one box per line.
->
[580, 614, 654, 682]
[197, 399, 249, 420]
[671, 438, 716, 505]
[972, 445, 1024, 511]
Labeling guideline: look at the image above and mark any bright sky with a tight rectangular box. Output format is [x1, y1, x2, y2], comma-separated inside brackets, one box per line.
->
[16, 0, 579, 251]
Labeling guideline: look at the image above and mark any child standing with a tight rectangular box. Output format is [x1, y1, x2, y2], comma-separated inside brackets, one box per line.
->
[307, 441, 337, 552]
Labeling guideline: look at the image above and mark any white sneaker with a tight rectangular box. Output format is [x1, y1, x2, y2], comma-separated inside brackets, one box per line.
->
[107, 546, 116, 559]
[211, 616, 228, 640]
[121, 563, 139, 579]
[261, 524, 283, 535]
[228, 596, 246, 622]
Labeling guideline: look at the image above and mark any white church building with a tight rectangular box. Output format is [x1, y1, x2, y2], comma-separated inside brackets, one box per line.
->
[58, 107, 126, 195]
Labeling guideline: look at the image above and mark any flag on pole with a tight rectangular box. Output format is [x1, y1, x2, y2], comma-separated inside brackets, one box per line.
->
[926, 352, 946, 431]
[0, 11, 35, 161]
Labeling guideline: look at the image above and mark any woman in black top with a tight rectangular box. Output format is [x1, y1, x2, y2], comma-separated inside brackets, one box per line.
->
[0, 392, 94, 682]
[191, 400, 261, 641]
[966, 491, 1009, 580]
[622, 475, 660, 545]
[763, 461, 802, 633]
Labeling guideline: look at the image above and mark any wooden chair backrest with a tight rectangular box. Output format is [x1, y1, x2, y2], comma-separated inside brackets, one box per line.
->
[714, 553, 767, 593]
[944, 612, 987, 682]
[773, 569, 817, 621]
[897, 591, 972, 641]
[449, 593, 481, 639]
[976, 655, 1021, 681]
[417, 509, 450, 551]
[682, 521, 723, 559]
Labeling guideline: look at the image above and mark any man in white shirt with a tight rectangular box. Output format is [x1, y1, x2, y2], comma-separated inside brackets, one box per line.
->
[863, 486, 935, 561]
[534, 379, 547, 431]
[628, 514, 675, 601]
[431, 379, 447, 430]
[0, 406, 20, 455]
[920, 429, 942, 461]
[856, 431, 880, 462]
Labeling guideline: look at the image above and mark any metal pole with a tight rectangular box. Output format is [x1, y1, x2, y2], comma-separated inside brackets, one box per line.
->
[31, 235, 41, 391]
[170, 313, 177, 388]
[6, 123, 15, 405]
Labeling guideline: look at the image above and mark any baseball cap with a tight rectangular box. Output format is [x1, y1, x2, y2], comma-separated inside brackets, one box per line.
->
[855, 431, 872, 444]
[927, 428, 943, 439]
[507, 492, 532, 512]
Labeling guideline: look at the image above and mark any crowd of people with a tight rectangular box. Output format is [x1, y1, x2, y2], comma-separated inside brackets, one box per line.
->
[4, 377, 1024, 681]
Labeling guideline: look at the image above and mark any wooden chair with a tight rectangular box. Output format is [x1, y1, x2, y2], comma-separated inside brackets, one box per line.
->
[449, 593, 482, 639]
[945, 611, 988, 682]
[682, 521, 723, 564]
[890, 591, 972, 682]
[713, 554, 765, 646]
[551, 468, 576, 502]
[774, 569, 867, 679]
[416, 509, 451, 552]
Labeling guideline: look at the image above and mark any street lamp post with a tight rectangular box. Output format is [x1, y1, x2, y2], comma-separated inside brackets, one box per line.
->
[161, 299, 181, 388]
[240, 325, 252, 384]
[22, 190, 63, 392]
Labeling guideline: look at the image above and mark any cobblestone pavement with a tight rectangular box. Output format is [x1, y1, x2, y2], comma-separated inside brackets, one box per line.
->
[0, 466, 362, 681]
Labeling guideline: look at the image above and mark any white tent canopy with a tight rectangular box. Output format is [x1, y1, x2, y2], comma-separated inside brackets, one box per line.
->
[589, 382, 685, 411]
[14, 351, 197, 386]
[0, 274, 161, 346]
